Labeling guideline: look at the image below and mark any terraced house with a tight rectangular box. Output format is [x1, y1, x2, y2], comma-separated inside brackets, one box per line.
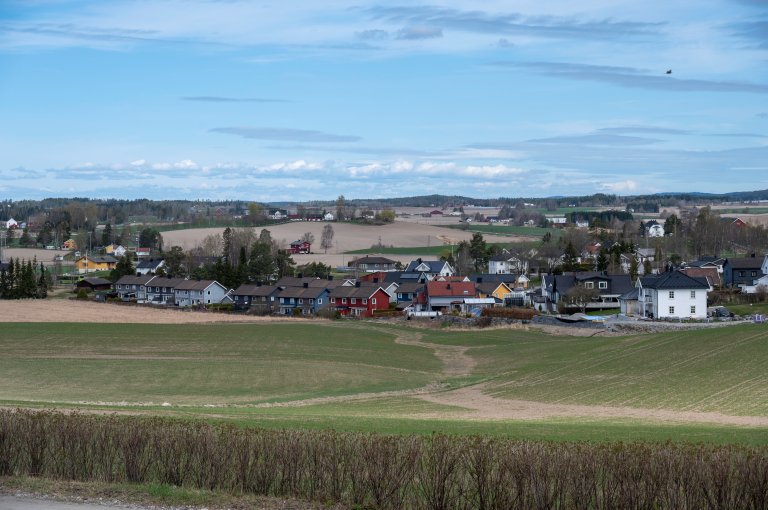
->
[173, 280, 231, 307]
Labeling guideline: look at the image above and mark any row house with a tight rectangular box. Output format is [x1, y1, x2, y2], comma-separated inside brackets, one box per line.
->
[114, 274, 156, 301]
[174, 280, 231, 307]
[277, 284, 329, 316]
[232, 284, 282, 313]
[329, 283, 390, 317]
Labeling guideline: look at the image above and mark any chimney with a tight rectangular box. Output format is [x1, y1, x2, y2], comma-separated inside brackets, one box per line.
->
[355, 281, 361, 287]
[303, 282, 309, 288]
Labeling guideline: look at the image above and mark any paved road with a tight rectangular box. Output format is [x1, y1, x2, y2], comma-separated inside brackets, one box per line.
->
[0, 495, 138, 509]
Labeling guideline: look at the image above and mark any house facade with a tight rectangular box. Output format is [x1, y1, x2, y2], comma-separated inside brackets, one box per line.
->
[329, 285, 390, 317]
[105, 244, 127, 257]
[232, 284, 281, 313]
[723, 256, 765, 288]
[638, 271, 709, 319]
[276, 285, 329, 315]
[288, 240, 311, 254]
[425, 281, 476, 312]
[114, 274, 157, 301]
[404, 259, 454, 280]
[543, 272, 633, 312]
[173, 280, 230, 307]
[136, 259, 165, 275]
[349, 256, 398, 272]
[75, 255, 118, 274]
[144, 276, 188, 304]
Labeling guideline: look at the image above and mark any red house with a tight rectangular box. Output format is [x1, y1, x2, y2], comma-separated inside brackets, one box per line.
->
[329, 284, 390, 317]
[289, 240, 311, 254]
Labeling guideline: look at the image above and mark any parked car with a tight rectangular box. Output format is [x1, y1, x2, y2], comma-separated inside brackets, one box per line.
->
[708, 306, 734, 318]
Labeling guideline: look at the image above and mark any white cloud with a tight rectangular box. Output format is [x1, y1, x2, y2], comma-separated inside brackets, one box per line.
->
[600, 179, 638, 192]
[460, 164, 527, 178]
[130, 159, 146, 166]
[173, 159, 198, 169]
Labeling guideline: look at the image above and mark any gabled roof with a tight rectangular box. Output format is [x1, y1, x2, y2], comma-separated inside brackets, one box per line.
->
[175, 279, 225, 291]
[468, 273, 518, 284]
[426, 281, 476, 297]
[546, 272, 633, 296]
[277, 286, 328, 299]
[136, 259, 164, 270]
[396, 282, 425, 294]
[725, 257, 763, 270]
[78, 277, 112, 286]
[476, 281, 511, 295]
[404, 259, 450, 273]
[115, 274, 157, 286]
[77, 255, 118, 264]
[640, 270, 709, 290]
[147, 276, 188, 288]
[679, 267, 721, 287]
[349, 255, 397, 266]
[330, 285, 386, 300]
[233, 284, 281, 297]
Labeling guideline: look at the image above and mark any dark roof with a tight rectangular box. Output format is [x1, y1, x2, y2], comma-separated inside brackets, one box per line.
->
[547, 272, 633, 296]
[619, 288, 639, 300]
[79, 255, 118, 264]
[476, 281, 510, 295]
[147, 276, 188, 288]
[396, 282, 425, 294]
[277, 286, 328, 299]
[404, 259, 449, 273]
[469, 273, 518, 284]
[115, 274, 157, 286]
[330, 285, 385, 299]
[640, 270, 709, 290]
[175, 279, 223, 291]
[77, 277, 112, 286]
[136, 259, 164, 269]
[725, 257, 763, 270]
[349, 255, 397, 266]
[233, 284, 281, 297]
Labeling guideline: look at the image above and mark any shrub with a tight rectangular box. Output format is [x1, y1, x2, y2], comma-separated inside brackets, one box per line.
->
[76, 288, 89, 300]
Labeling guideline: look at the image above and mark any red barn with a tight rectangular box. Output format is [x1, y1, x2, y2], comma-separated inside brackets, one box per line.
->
[329, 284, 390, 317]
[289, 240, 311, 254]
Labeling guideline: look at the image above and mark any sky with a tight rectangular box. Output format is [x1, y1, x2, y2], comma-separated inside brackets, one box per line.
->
[1, 0, 767, 202]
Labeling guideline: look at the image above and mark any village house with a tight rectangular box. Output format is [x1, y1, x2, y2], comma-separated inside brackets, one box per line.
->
[136, 259, 165, 275]
[542, 272, 633, 312]
[75, 255, 118, 274]
[403, 258, 454, 280]
[144, 276, 188, 304]
[329, 283, 390, 317]
[114, 274, 157, 301]
[348, 255, 398, 272]
[173, 279, 231, 307]
[645, 221, 665, 237]
[425, 280, 477, 313]
[723, 255, 765, 288]
[288, 240, 311, 254]
[104, 244, 127, 257]
[232, 283, 282, 313]
[276, 284, 329, 316]
[637, 270, 710, 319]
[75, 277, 113, 293]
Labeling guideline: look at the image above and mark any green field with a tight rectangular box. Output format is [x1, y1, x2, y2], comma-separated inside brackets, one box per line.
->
[446, 223, 559, 238]
[2, 321, 767, 444]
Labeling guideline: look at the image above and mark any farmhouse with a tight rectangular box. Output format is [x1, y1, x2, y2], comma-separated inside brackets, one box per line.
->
[348, 255, 398, 272]
[637, 270, 710, 319]
[75, 255, 118, 274]
[289, 240, 311, 254]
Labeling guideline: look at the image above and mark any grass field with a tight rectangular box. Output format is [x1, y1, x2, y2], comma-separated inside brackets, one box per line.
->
[2, 320, 767, 444]
[446, 223, 559, 238]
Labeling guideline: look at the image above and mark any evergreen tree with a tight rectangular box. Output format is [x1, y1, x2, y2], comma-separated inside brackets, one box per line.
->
[37, 262, 48, 298]
[562, 241, 579, 272]
[101, 223, 113, 246]
[629, 257, 639, 280]
[596, 249, 609, 271]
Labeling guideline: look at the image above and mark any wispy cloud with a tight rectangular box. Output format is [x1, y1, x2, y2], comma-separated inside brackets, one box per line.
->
[209, 127, 362, 143]
[491, 61, 768, 94]
[395, 26, 443, 40]
[363, 6, 663, 41]
[356, 29, 389, 40]
[183, 96, 291, 103]
[527, 133, 662, 146]
[598, 126, 691, 135]
[726, 19, 768, 49]
[707, 132, 768, 138]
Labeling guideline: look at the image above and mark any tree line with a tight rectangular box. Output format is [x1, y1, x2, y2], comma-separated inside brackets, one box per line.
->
[0, 258, 50, 299]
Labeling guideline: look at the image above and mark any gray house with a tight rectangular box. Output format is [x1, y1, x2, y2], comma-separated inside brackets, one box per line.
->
[173, 279, 231, 307]
[276, 284, 330, 316]
[114, 274, 156, 301]
[145, 276, 188, 304]
[723, 256, 765, 288]
[232, 283, 281, 313]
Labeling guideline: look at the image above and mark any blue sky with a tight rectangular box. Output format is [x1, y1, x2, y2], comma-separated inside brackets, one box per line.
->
[1, 0, 766, 201]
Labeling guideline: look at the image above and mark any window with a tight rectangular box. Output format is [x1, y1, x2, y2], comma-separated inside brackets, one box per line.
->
[598, 281, 607, 289]
[690, 290, 696, 299]
[298, 298, 303, 304]
[669, 306, 675, 314]
[585, 281, 594, 289]
[317, 298, 322, 304]
[341, 298, 346, 304]
[331, 297, 336, 303]
[752, 271, 757, 277]
[739, 271, 745, 277]
[372, 298, 377, 305]
[669, 291, 675, 299]
[690, 306, 696, 314]
[351, 298, 356, 304]
[363, 299, 368, 304]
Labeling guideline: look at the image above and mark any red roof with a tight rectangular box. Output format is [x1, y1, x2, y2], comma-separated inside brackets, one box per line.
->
[426, 281, 476, 297]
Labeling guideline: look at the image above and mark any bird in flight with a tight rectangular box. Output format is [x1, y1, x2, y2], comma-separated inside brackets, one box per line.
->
[666, 69, 672, 74]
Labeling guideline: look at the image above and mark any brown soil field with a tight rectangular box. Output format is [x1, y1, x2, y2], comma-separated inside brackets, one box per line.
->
[0, 300, 302, 324]
[161, 220, 533, 253]
[3, 248, 70, 263]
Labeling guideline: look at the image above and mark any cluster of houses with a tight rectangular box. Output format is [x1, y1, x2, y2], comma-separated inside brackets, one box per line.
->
[90, 250, 768, 321]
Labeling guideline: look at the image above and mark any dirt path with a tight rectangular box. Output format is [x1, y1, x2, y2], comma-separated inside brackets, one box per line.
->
[388, 328, 476, 377]
[415, 384, 768, 427]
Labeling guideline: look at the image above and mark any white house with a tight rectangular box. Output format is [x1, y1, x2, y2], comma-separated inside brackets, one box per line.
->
[637, 271, 709, 319]
[4, 218, 18, 229]
[173, 279, 231, 307]
[646, 222, 665, 237]
[105, 244, 127, 258]
[404, 259, 454, 280]
[323, 212, 335, 221]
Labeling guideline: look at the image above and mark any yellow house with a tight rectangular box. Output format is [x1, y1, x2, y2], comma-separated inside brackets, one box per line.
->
[63, 238, 77, 250]
[475, 281, 513, 300]
[75, 255, 118, 274]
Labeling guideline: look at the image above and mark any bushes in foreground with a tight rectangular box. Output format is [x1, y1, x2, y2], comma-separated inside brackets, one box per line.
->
[1, 410, 767, 509]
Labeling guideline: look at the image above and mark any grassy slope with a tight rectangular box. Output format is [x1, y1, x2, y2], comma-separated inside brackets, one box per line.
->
[421, 325, 768, 415]
[0, 323, 441, 404]
[2, 321, 767, 444]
